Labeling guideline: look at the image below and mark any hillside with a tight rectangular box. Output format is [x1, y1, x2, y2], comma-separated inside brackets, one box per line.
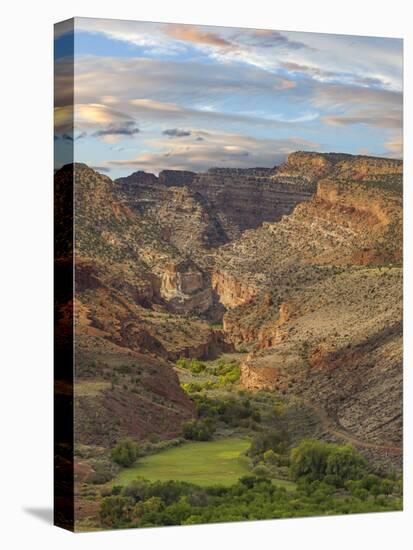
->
[208, 152, 403, 469]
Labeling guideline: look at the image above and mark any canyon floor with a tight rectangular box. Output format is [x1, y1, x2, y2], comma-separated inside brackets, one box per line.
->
[55, 151, 403, 529]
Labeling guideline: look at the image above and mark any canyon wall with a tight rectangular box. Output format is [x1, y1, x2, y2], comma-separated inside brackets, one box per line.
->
[116, 165, 316, 242]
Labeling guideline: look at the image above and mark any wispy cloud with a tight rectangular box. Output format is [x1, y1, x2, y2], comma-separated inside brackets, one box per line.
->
[162, 128, 191, 138]
[165, 24, 233, 49]
[54, 19, 403, 175]
[93, 122, 140, 137]
[384, 137, 403, 158]
[107, 129, 319, 173]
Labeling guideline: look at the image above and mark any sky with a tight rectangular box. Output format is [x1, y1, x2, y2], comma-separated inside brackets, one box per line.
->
[54, 18, 403, 178]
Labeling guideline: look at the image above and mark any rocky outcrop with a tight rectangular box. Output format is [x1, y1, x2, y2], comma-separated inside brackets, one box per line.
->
[277, 151, 402, 186]
[115, 170, 158, 189]
[158, 169, 196, 187]
[161, 259, 214, 314]
[211, 270, 259, 309]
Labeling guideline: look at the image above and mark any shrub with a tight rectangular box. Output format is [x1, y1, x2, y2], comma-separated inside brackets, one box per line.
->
[111, 485, 123, 496]
[175, 358, 206, 374]
[248, 430, 289, 459]
[263, 449, 280, 465]
[183, 419, 215, 441]
[111, 438, 140, 467]
[134, 496, 165, 519]
[98, 470, 402, 529]
[99, 496, 134, 527]
[121, 478, 150, 501]
[253, 463, 271, 477]
[88, 457, 118, 484]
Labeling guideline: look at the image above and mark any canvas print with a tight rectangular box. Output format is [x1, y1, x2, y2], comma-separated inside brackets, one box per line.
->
[54, 18, 403, 532]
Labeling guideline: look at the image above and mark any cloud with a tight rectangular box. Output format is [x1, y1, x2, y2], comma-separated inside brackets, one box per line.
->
[321, 110, 402, 129]
[131, 98, 182, 112]
[313, 83, 402, 129]
[73, 18, 184, 55]
[128, 97, 297, 129]
[69, 56, 401, 138]
[313, 83, 402, 108]
[384, 138, 403, 158]
[72, 19, 402, 92]
[236, 29, 311, 50]
[74, 19, 311, 63]
[162, 128, 192, 138]
[93, 123, 140, 137]
[54, 131, 87, 142]
[75, 103, 133, 127]
[56, 21, 403, 175]
[280, 61, 386, 88]
[106, 129, 319, 174]
[91, 165, 112, 173]
[165, 25, 233, 49]
[55, 102, 140, 141]
[278, 32, 402, 92]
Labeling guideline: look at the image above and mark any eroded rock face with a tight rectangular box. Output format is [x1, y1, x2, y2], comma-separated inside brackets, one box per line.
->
[277, 151, 402, 186]
[161, 260, 214, 314]
[187, 167, 315, 240]
[211, 270, 259, 309]
[116, 164, 316, 243]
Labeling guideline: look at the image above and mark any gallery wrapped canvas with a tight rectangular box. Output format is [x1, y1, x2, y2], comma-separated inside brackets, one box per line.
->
[54, 17, 403, 532]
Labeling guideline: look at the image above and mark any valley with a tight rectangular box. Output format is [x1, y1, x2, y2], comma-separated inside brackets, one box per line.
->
[56, 151, 403, 530]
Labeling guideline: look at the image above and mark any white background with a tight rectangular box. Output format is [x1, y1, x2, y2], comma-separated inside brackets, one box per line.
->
[1, 0, 411, 548]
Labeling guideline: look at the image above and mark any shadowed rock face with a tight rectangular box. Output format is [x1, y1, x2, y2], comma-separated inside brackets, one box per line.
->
[186, 168, 315, 240]
[115, 164, 316, 242]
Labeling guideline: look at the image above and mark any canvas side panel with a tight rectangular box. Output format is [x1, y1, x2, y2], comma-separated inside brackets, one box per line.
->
[54, 18, 75, 532]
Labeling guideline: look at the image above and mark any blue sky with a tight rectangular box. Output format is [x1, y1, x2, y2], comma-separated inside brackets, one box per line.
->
[54, 18, 403, 177]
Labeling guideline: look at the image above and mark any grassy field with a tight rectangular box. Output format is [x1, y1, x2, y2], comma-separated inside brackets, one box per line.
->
[113, 437, 296, 490]
[114, 438, 249, 487]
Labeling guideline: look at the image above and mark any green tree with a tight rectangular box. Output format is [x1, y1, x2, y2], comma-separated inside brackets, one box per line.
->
[290, 439, 332, 482]
[111, 438, 140, 467]
[325, 444, 367, 486]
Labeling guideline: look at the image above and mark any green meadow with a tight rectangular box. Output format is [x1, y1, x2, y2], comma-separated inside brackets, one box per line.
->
[114, 438, 250, 487]
[113, 437, 296, 490]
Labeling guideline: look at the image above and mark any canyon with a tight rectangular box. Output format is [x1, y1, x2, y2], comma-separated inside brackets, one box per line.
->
[56, 151, 403, 471]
